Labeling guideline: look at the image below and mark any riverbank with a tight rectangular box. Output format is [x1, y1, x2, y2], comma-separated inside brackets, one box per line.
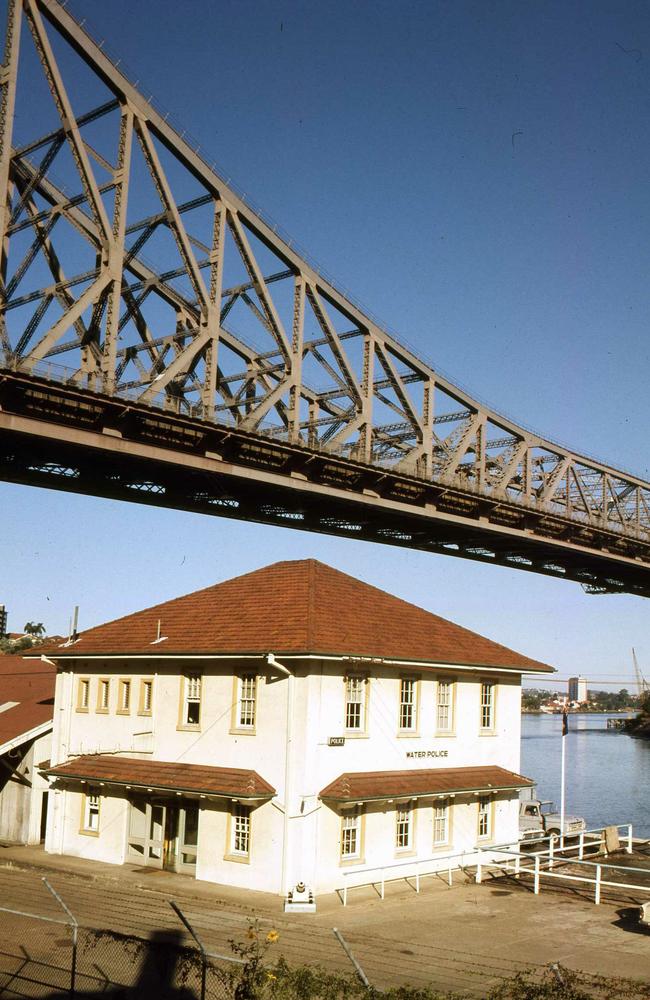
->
[624, 712, 650, 738]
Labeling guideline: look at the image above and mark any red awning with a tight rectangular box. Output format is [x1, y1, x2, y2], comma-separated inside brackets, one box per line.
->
[320, 765, 533, 803]
[45, 754, 275, 801]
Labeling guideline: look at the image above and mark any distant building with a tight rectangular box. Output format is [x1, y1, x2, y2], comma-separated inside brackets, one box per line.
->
[568, 676, 588, 703]
[0, 606, 7, 639]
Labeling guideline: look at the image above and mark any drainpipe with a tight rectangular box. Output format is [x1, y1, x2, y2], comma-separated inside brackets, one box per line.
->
[266, 653, 294, 898]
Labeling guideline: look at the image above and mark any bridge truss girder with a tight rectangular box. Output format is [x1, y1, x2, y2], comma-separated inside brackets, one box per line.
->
[1, 0, 650, 595]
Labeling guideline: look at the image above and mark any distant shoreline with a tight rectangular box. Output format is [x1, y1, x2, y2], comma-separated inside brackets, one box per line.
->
[521, 709, 635, 716]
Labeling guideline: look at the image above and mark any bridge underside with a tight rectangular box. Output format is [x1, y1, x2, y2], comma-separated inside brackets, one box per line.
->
[3, 370, 650, 598]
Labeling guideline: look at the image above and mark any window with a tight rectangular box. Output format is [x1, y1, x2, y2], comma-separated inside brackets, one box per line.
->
[480, 682, 495, 730]
[436, 680, 453, 732]
[478, 796, 492, 839]
[433, 800, 449, 846]
[340, 808, 361, 859]
[344, 675, 366, 731]
[231, 805, 250, 857]
[81, 789, 100, 833]
[398, 678, 417, 731]
[97, 678, 110, 713]
[181, 674, 201, 727]
[118, 679, 131, 714]
[395, 803, 413, 851]
[77, 678, 90, 712]
[139, 679, 153, 715]
[238, 674, 256, 729]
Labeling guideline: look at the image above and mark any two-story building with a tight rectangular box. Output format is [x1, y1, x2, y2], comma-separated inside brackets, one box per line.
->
[38, 559, 553, 896]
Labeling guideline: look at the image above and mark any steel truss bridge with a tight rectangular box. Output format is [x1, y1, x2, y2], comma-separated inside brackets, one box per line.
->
[1, 0, 650, 596]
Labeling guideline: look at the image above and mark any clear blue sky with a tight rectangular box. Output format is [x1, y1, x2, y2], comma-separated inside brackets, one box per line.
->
[2, 0, 650, 689]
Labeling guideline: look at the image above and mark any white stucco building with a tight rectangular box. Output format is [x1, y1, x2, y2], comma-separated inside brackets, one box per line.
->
[39, 560, 553, 896]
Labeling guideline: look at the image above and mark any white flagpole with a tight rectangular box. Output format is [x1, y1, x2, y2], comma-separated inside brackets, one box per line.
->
[560, 701, 567, 849]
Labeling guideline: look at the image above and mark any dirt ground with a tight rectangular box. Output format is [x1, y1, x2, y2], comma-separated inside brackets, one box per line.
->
[0, 842, 649, 996]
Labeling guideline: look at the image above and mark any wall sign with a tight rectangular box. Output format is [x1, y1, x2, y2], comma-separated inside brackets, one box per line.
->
[406, 750, 449, 759]
[328, 737, 345, 747]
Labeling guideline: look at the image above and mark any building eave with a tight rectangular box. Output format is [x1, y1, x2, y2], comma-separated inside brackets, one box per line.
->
[0, 719, 52, 757]
[26, 649, 554, 674]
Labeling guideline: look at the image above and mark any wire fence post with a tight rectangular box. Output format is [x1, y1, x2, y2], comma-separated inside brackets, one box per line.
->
[534, 854, 540, 894]
[578, 831, 584, 860]
[332, 927, 371, 990]
[42, 878, 78, 996]
[169, 901, 207, 1000]
[476, 850, 482, 884]
[595, 865, 601, 905]
[548, 836, 554, 869]
[627, 824, 633, 854]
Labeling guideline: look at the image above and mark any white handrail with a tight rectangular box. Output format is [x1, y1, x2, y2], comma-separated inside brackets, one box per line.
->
[335, 822, 638, 906]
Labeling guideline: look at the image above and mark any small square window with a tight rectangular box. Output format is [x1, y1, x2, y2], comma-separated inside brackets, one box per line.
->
[82, 789, 100, 833]
[238, 674, 256, 728]
[433, 800, 449, 846]
[399, 678, 417, 731]
[436, 680, 453, 732]
[231, 805, 250, 856]
[340, 808, 361, 859]
[77, 678, 90, 712]
[181, 674, 201, 727]
[118, 679, 131, 714]
[139, 679, 153, 715]
[344, 675, 366, 731]
[395, 803, 413, 851]
[98, 678, 110, 712]
[480, 682, 495, 730]
[478, 796, 492, 839]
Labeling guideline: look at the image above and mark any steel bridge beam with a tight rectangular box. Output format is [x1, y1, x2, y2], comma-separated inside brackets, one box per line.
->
[1, 0, 650, 594]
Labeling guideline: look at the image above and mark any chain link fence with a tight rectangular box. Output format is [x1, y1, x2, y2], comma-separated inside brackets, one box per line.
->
[0, 878, 236, 999]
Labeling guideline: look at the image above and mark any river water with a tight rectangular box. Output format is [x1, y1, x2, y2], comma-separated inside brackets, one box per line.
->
[520, 713, 650, 838]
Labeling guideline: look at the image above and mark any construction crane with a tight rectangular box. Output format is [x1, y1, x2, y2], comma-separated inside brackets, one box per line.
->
[632, 648, 649, 697]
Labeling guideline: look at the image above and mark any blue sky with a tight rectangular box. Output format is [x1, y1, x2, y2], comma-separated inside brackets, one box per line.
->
[3, 0, 650, 689]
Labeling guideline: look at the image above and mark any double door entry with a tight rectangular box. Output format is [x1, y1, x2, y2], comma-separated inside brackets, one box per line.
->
[127, 797, 199, 874]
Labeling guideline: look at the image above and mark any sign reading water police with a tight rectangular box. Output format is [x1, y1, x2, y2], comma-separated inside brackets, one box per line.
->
[406, 750, 449, 759]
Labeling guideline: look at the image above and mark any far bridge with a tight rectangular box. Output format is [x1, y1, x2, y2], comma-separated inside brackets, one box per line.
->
[1, 0, 650, 598]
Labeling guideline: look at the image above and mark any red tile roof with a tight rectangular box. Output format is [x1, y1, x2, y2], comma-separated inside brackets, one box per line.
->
[319, 765, 534, 802]
[45, 754, 275, 800]
[0, 654, 56, 703]
[40, 561, 552, 673]
[0, 655, 55, 749]
[0, 700, 53, 749]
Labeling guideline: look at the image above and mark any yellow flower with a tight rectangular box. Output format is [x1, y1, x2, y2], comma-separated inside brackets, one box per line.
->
[266, 972, 277, 980]
[266, 930, 280, 944]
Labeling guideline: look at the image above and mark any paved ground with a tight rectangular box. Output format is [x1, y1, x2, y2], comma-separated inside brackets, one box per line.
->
[0, 842, 649, 996]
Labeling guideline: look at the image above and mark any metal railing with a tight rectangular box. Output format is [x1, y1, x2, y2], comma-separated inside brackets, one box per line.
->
[474, 824, 650, 906]
[337, 846, 490, 906]
[336, 823, 638, 906]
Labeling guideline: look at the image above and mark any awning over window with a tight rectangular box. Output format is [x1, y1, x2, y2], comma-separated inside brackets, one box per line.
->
[45, 754, 275, 801]
[320, 765, 533, 803]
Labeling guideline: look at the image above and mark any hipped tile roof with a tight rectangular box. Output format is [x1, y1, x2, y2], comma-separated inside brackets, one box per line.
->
[319, 765, 534, 802]
[45, 754, 275, 800]
[41, 560, 552, 673]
